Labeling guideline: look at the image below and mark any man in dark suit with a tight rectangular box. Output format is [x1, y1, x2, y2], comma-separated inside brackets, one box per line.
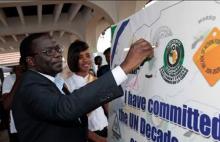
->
[12, 33, 154, 142]
[97, 48, 111, 77]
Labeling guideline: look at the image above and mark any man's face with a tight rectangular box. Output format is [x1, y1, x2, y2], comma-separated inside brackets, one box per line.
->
[78, 49, 92, 74]
[31, 35, 63, 76]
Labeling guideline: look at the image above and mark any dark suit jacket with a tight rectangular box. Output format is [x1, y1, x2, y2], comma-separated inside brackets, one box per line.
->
[12, 70, 123, 142]
[97, 65, 110, 77]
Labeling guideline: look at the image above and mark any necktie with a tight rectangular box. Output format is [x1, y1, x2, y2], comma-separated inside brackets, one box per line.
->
[62, 83, 70, 95]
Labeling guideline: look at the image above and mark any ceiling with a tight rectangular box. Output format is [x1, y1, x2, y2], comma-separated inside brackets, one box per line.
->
[0, 1, 95, 66]
[0, 1, 149, 67]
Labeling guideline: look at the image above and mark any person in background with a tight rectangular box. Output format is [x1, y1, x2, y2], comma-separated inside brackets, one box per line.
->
[65, 40, 108, 142]
[97, 48, 110, 77]
[94, 56, 102, 72]
[12, 33, 154, 142]
[2, 63, 25, 142]
[0, 68, 10, 142]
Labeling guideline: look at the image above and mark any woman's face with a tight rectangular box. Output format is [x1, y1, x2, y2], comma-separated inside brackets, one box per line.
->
[78, 49, 92, 74]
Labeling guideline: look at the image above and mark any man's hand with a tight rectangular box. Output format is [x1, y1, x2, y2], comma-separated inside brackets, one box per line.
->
[120, 38, 154, 74]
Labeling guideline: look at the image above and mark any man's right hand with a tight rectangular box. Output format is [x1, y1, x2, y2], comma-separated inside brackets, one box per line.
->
[120, 38, 154, 74]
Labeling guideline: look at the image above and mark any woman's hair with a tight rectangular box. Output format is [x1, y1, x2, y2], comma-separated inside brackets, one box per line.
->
[67, 40, 89, 73]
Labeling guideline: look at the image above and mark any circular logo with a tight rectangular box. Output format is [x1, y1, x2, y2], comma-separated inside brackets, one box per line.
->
[164, 39, 184, 68]
[160, 39, 188, 84]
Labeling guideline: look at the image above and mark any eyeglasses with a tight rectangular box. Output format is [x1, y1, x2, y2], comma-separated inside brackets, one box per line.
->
[31, 45, 64, 56]
[41, 45, 64, 56]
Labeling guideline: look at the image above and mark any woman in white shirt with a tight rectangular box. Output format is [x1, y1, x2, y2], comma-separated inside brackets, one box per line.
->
[65, 40, 108, 142]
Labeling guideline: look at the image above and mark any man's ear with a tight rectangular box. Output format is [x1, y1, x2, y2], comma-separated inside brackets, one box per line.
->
[26, 56, 35, 67]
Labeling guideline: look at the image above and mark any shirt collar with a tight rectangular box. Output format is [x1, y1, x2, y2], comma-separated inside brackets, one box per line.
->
[38, 72, 55, 83]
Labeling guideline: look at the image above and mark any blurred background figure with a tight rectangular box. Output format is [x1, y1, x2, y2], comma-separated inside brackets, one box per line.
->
[2, 61, 25, 142]
[0, 67, 9, 142]
[94, 56, 102, 72]
[97, 48, 111, 77]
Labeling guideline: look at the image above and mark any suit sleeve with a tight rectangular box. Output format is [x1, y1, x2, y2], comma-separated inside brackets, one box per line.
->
[23, 71, 123, 121]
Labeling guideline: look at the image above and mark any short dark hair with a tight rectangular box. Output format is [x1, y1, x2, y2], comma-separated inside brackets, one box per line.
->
[20, 32, 48, 68]
[94, 55, 102, 61]
[94, 55, 102, 64]
[67, 40, 89, 73]
[103, 47, 110, 55]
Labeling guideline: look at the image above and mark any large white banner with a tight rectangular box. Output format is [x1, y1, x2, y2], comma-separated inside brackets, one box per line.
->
[108, 1, 220, 142]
